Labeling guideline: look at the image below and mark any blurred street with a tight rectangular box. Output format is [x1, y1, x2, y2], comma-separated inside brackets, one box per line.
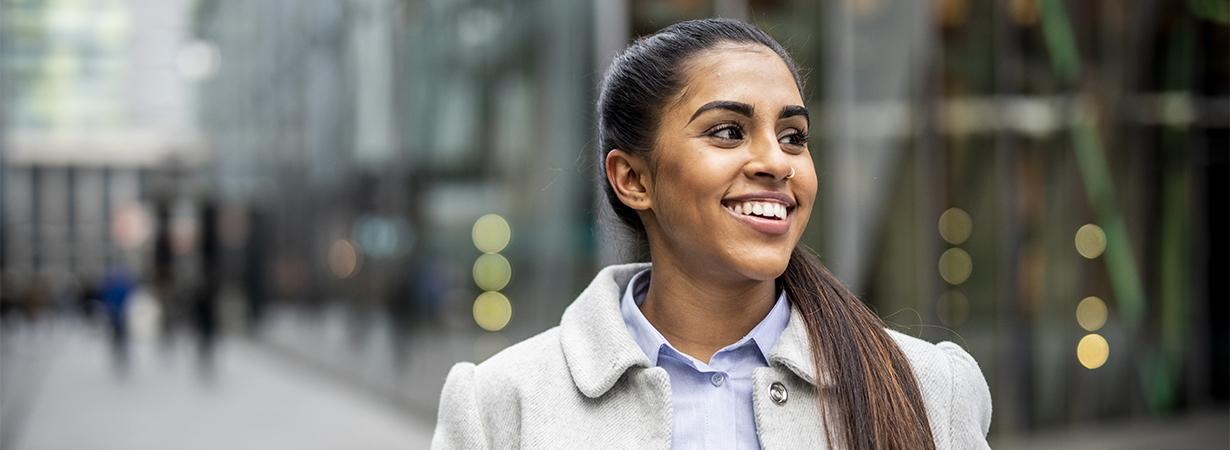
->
[0, 316, 433, 450]
[994, 409, 1228, 450]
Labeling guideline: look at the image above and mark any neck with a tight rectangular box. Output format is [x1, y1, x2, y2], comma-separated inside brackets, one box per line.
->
[638, 256, 777, 365]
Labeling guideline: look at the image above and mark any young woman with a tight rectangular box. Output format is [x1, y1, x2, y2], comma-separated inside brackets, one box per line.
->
[433, 18, 992, 449]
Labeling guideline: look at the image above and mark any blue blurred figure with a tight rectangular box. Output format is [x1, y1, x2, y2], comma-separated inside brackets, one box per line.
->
[101, 264, 136, 376]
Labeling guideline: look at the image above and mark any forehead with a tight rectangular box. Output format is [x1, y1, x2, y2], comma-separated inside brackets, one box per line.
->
[673, 43, 802, 112]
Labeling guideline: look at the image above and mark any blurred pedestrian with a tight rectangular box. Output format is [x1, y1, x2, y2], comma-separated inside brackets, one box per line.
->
[101, 264, 135, 375]
[193, 201, 221, 380]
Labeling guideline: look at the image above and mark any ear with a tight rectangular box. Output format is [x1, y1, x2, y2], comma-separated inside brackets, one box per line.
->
[605, 149, 653, 211]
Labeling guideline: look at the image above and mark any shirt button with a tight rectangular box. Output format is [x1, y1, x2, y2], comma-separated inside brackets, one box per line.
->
[710, 372, 726, 387]
[769, 382, 788, 405]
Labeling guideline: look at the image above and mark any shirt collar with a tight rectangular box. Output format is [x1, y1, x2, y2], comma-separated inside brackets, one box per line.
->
[618, 268, 791, 367]
[559, 263, 827, 399]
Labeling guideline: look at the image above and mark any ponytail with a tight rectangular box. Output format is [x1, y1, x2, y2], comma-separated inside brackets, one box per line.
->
[783, 245, 936, 449]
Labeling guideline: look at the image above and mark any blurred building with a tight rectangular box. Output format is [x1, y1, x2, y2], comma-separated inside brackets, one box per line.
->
[2, 0, 1227, 444]
[1, 0, 206, 317]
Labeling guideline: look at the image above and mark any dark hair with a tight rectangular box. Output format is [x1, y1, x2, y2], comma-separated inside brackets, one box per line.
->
[596, 18, 936, 449]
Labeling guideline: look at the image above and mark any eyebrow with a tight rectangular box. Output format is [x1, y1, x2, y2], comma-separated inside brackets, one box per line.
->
[688, 100, 754, 124]
[779, 105, 809, 124]
[687, 100, 810, 125]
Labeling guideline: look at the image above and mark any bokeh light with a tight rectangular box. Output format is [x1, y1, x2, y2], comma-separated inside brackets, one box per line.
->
[170, 214, 198, 256]
[111, 202, 151, 250]
[1077, 333, 1110, 369]
[938, 207, 973, 245]
[1008, 0, 1040, 26]
[1076, 296, 1108, 331]
[177, 40, 220, 81]
[472, 253, 512, 291]
[328, 239, 361, 279]
[1075, 223, 1107, 259]
[354, 215, 414, 258]
[473, 291, 512, 332]
[937, 290, 970, 327]
[939, 248, 973, 285]
[472, 214, 511, 253]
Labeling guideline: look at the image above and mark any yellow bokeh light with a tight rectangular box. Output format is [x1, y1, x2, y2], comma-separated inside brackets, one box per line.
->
[1076, 296, 1108, 331]
[937, 290, 969, 327]
[472, 214, 511, 253]
[1077, 333, 1109, 369]
[473, 291, 512, 331]
[1075, 223, 1107, 259]
[938, 248, 973, 285]
[1008, 0, 1039, 26]
[938, 208, 973, 245]
[473, 253, 512, 291]
[328, 239, 360, 279]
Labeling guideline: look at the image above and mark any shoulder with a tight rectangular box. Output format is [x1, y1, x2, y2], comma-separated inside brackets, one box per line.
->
[445, 326, 569, 399]
[480, 327, 569, 383]
[884, 329, 993, 449]
[883, 329, 989, 401]
[432, 327, 569, 449]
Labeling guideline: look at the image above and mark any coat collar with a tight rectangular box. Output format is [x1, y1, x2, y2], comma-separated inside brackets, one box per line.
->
[560, 263, 833, 398]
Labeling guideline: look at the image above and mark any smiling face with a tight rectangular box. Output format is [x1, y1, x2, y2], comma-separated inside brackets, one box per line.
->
[612, 42, 818, 284]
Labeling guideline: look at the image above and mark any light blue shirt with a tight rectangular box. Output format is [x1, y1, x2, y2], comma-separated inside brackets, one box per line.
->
[619, 268, 791, 450]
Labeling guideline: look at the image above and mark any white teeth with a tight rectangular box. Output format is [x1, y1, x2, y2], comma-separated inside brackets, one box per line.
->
[725, 201, 789, 220]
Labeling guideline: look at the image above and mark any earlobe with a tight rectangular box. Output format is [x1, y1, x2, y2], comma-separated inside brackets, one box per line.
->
[605, 149, 652, 211]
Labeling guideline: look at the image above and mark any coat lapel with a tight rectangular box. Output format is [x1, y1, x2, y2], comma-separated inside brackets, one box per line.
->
[557, 262, 835, 449]
[766, 302, 835, 388]
[560, 262, 834, 397]
[559, 263, 653, 398]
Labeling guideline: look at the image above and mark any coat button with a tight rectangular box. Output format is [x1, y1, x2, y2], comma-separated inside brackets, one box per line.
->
[769, 382, 788, 405]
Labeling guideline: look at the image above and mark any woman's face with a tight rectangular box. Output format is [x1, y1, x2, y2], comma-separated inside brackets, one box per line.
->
[638, 43, 817, 283]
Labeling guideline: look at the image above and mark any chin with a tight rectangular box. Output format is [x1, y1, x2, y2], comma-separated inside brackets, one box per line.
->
[728, 247, 792, 281]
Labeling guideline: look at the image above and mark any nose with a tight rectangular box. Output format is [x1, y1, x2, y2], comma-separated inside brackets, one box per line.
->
[743, 132, 793, 182]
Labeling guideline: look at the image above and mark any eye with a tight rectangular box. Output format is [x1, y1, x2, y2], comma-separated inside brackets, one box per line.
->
[706, 123, 745, 143]
[778, 128, 809, 150]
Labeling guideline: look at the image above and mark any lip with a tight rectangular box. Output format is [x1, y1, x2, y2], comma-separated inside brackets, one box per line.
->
[720, 193, 794, 236]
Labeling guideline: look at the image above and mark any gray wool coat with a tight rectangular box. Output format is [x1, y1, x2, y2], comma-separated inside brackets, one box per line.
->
[432, 263, 992, 449]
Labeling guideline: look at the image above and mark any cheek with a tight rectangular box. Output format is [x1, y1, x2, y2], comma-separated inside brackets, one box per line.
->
[803, 170, 819, 199]
[658, 150, 729, 200]
[652, 154, 736, 229]
[797, 158, 819, 197]
[790, 163, 819, 225]
[655, 171, 711, 225]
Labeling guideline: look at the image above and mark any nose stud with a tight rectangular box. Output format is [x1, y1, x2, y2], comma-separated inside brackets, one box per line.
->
[784, 167, 795, 180]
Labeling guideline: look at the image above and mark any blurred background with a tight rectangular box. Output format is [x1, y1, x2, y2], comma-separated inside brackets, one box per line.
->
[0, 0, 1226, 449]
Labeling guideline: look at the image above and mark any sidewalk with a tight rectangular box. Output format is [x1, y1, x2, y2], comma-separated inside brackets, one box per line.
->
[993, 409, 1229, 450]
[1, 320, 433, 450]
